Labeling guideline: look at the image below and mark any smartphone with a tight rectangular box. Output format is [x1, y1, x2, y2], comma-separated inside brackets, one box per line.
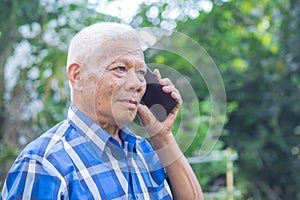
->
[141, 68, 178, 122]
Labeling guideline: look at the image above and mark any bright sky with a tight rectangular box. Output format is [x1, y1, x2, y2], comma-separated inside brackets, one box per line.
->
[88, 0, 213, 23]
[89, 0, 145, 23]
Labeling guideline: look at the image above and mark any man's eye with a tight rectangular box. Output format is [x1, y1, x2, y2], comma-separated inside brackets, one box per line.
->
[137, 69, 146, 76]
[115, 66, 127, 72]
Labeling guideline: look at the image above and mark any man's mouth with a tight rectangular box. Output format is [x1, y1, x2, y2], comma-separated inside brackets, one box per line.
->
[119, 99, 138, 109]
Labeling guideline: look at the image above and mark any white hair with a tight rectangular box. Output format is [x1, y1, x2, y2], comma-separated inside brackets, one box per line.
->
[66, 22, 139, 68]
[66, 22, 142, 100]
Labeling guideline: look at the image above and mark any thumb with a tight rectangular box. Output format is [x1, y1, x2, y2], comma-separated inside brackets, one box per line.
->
[137, 104, 152, 126]
[137, 104, 163, 136]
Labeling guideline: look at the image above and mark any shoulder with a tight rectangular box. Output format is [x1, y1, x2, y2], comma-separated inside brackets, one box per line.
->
[18, 121, 67, 157]
[4, 121, 80, 199]
[12, 120, 76, 176]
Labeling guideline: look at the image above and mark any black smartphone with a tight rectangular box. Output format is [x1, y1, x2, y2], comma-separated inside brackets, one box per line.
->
[141, 68, 178, 122]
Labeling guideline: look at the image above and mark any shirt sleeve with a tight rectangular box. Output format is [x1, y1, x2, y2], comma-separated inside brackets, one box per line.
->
[1, 156, 67, 199]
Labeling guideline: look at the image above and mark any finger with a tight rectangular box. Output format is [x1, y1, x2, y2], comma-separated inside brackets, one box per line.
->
[153, 69, 161, 79]
[159, 78, 174, 87]
[137, 104, 152, 125]
[137, 104, 164, 136]
[138, 104, 161, 127]
[162, 85, 178, 94]
[171, 91, 183, 105]
[162, 86, 183, 106]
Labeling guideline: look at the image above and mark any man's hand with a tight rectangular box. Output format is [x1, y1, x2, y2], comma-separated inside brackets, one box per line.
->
[137, 69, 182, 147]
[137, 69, 203, 199]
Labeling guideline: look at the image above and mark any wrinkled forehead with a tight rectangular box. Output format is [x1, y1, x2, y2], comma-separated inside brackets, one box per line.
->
[83, 38, 145, 70]
[104, 39, 144, 57]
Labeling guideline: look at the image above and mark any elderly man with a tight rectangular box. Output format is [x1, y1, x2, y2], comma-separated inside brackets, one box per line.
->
[1, 22, 203, 199]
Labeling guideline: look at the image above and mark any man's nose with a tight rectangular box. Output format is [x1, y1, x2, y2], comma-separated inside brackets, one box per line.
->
[124, 71, 145, 92]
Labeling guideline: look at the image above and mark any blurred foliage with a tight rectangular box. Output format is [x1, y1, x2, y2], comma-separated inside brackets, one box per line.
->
[1, 0, 300, 199]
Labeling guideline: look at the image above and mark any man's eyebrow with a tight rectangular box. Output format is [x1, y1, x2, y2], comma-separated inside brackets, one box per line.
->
[110, 57, 129, 64]
[109, 60, 122, 64]
[110, 57, 146, 67]
[137, 64, 147, 69]
[106, 58, 126, 68]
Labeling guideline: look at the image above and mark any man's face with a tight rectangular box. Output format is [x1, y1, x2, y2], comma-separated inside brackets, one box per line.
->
[87, 40, 147, 126]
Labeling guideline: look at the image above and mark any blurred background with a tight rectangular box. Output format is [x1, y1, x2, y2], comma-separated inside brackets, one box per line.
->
[0, 0, 299, 199]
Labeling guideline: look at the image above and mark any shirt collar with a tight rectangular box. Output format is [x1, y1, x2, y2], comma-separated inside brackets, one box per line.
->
[67, 104, 137, 154]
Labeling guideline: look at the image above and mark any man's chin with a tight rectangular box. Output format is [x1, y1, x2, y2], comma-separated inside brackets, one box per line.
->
[112, 111, 137, 127]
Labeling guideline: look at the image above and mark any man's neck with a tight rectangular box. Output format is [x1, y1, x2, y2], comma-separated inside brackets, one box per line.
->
[99, 122, 123, 147]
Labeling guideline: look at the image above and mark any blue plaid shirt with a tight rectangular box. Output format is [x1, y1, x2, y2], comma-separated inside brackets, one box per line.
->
[1, 104, 172, 199]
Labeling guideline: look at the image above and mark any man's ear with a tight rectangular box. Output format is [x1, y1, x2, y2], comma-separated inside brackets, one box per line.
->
[67, 63, 82, 90]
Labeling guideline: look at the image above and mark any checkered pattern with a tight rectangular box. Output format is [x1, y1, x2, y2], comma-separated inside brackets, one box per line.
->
[1, 104, 172, 199]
